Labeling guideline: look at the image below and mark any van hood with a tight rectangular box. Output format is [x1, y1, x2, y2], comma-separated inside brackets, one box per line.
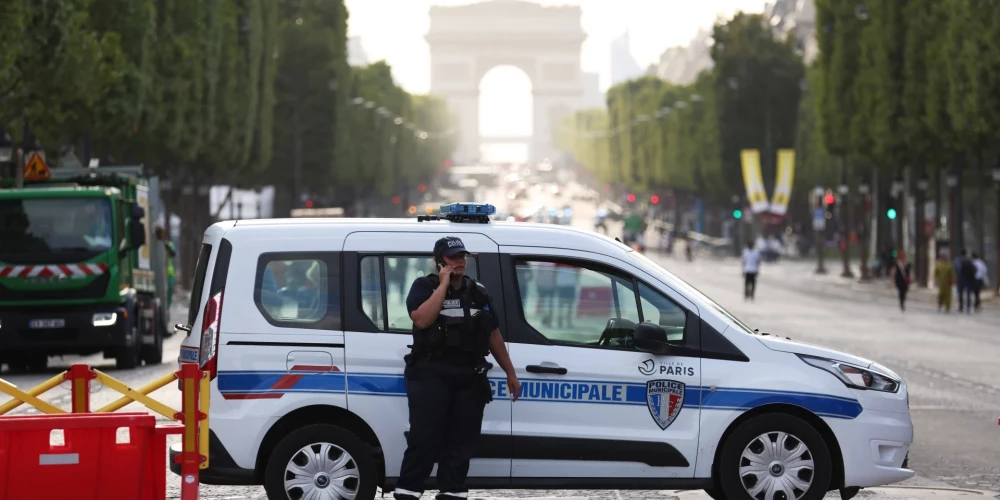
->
[756, 335, 872, 368]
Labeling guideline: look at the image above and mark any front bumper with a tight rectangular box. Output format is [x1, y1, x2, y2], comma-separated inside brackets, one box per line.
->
[0, 304, 128, 356]
[827, 407, 915, 488]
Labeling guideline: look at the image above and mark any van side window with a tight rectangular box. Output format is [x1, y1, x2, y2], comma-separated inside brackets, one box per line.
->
[514, 259, 686, 348]
[358, 254, 478, 332]
[254, 252, 341, 330]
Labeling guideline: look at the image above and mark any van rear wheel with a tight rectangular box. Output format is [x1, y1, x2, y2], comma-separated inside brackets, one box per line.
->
[264, 423, 376, 500]
[717, 413, 832, 500]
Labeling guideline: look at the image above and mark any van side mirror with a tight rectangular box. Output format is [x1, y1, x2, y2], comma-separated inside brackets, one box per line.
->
[129, 203, 147, 249]
[633, 322, 671, 355]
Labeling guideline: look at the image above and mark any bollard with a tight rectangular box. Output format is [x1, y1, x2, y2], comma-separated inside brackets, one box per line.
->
[174, 363, 206, 500]
[66, 364, 96, 413]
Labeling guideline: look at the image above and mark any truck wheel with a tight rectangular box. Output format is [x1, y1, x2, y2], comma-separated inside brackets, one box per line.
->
[141, 306, 164, 365]
[115, 318, 142, 370]
[717, 413, 832, 500]
[263, 424, 377, 500]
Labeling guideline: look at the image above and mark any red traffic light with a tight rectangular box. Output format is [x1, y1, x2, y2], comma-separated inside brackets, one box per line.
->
[627, 193, 636, 203]
[304, 200, 314, 208]
[391, 196, 401, 205]
[824, 193, 835, 205]
[417, 184, 427, 193]
[650, 195, 660, 205]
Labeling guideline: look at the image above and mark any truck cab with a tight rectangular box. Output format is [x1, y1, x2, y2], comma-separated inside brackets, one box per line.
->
[0, 166, 170, 371]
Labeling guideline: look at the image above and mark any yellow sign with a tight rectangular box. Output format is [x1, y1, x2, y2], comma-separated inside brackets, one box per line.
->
[23, 151, 51, 180]
[740, 149, 770, 213]
[769, 149, 796, 216]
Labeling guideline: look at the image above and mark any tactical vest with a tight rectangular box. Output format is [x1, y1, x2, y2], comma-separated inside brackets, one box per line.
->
[413, 274, 492, 358]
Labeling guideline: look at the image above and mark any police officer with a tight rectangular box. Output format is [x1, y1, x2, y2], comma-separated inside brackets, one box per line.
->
[394, 236, 521, 500]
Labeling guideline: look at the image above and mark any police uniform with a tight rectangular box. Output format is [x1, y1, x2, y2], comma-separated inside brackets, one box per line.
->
[394, 237, 500, 500]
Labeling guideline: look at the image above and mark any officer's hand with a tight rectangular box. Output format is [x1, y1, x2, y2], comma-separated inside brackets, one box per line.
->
[438, 265, 454, 284]
[507, 374, 522, 402]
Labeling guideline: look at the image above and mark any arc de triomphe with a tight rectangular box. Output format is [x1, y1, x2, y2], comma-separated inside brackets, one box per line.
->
[426, 0, 586, 164]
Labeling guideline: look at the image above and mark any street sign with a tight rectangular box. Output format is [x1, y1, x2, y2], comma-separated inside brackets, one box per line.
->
[23, 151, 51, 180]
[812, 207, 826, 231]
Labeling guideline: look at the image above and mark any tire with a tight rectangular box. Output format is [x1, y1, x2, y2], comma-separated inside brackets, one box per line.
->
[115, 312, 142, 370]
[704, 488, 728, 500]
[717, 413, 832, 500]
[141, 305, 164, 365]
[264, 424, 377, 500]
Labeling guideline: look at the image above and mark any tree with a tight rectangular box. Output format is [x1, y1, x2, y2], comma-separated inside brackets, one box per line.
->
[712, 12, 804, 201]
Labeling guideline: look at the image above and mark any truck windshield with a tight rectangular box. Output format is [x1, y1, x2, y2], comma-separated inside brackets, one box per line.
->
[0, 198, 114, 258]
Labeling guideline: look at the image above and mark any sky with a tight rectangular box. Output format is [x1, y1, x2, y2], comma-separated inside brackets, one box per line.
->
[344, 0, 769, 161]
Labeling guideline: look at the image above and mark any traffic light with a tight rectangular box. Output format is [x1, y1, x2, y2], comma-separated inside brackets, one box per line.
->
[304, 199, 314, 208]
[650, 195, 660, 205]
[733, 209, 743, 219]
[823, 193, 835, 206]
[391, 196, 401, 205]
[627, 193, 636, 203]
[886, 208, 897, 220]
[417, 184, 427, 193]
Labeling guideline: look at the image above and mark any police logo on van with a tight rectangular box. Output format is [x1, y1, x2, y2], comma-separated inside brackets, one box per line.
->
[646, 380, 685, 430]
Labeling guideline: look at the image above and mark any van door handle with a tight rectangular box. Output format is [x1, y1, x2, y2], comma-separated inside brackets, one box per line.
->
[526, 364, 567, 375]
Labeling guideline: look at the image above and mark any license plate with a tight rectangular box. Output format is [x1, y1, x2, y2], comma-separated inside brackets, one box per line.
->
[29, 319, 66, 329]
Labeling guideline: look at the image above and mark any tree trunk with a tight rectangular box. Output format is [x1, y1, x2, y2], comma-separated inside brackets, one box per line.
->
[839, 158, 854, 277]
[857, 169, 871, 282]
[914, 160, 927, 287]
[950, 157, 965, 253]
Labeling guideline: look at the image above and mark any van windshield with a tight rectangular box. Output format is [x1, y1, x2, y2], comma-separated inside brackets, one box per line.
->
[628, 251, 756, 335]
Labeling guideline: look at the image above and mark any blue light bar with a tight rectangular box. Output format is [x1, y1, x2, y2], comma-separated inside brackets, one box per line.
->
[440, 202, 496, 217]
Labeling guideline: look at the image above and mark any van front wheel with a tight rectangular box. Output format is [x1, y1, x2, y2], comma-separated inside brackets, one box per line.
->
[717, 413, 832, 500]
[264, 423, 377, 500]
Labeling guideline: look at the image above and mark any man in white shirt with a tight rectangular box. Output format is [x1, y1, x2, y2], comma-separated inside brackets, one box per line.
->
[742, 242, 762, 301]
[972, 252, 988, 311]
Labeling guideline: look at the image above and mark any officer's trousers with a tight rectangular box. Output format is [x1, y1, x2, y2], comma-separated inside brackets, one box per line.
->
[395, 357, 487, 500]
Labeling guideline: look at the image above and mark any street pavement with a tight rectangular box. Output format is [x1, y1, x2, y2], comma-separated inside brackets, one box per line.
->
[2, 182, 998, 499]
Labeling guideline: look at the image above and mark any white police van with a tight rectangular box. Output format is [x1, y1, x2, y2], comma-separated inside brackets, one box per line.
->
[172, 203, 913, 500]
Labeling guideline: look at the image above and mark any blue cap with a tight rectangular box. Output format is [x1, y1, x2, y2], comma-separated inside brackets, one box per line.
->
[434, 236, 468, 259]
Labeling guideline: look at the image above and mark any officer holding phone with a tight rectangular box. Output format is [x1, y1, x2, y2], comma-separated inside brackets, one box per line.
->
[394, 236, 521, 500]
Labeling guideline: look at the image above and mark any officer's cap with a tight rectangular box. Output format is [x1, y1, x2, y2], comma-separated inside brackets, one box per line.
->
[434, 236, 468, 259]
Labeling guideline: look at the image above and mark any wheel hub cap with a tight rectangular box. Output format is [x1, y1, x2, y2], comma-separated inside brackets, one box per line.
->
[739, 431, 815, 500]
[284, 442, 360, 500]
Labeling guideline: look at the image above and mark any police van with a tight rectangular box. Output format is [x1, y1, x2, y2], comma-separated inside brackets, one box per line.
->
[172, 203, 913, 500]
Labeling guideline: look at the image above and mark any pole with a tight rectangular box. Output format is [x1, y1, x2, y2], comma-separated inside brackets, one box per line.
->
[915, 166, 928, 287]
[813, 189, 827, 274]
[293, 105, 303, 209]
[858, 176, 872, 282]
[67, 364, 94, 413]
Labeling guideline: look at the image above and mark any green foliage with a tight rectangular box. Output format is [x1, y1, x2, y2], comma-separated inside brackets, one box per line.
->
[0, 0, 449, 206]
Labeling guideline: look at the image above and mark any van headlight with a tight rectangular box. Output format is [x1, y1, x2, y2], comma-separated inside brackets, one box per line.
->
[798, 354, 900, 393]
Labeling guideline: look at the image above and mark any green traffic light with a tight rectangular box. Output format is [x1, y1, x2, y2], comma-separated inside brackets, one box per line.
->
[886, 208, 897, 220]
[733, 209, 743, 219]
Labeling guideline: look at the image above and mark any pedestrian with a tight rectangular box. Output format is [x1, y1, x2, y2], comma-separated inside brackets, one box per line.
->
[154, 225, 176, 310]
[972, 252, 988, 312]
[934, 253, 954, 313]
[956, 250, 977, 313]
[394, 236, 521, 500]
[741, 241, 761, 301]
[889, 253, 911, 311]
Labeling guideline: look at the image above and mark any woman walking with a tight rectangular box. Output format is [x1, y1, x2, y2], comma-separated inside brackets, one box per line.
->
[889, 254, 912, 311]
[934, 253, 954, 312]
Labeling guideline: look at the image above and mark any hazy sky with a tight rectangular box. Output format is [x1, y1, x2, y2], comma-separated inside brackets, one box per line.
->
[344, 0, 768, 161]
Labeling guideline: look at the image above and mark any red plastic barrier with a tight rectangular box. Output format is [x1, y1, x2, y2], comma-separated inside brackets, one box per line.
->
[577, 286, 612, 318]
[0, 412, 166, 500]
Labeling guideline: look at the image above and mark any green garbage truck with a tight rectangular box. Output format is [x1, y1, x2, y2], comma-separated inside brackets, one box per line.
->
[0, 164, 173, 371]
